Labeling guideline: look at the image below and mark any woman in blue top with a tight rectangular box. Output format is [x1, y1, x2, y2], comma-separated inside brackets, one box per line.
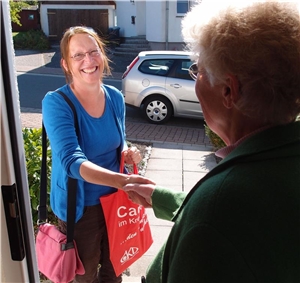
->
[42, 26, 154, 283]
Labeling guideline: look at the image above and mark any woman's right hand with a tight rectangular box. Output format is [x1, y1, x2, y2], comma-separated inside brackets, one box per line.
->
[123, 183, 156, 208]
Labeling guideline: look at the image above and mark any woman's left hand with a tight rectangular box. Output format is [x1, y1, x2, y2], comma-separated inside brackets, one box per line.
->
[124, 146, 142, 164]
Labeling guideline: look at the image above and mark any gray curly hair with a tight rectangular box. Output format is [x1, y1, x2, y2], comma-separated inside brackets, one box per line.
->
[182, 1, 300, 125]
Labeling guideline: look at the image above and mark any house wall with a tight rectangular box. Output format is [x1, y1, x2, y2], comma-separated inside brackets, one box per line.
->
[115, 1, 138, 37]
[115, 0, 185, 51]
[145, 1, 185, 50]
[40, 4, 116, 36]
[11, 8, 40, 32]
[114, 1, 146, 37]
[135, 1, 146, 36]
[145, 1, 165, 42]
[39, 0, 187, 50]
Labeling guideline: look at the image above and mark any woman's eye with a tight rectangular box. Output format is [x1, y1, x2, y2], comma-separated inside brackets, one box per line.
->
[90, 50, 100, 57]
[74, 53, 84, 60]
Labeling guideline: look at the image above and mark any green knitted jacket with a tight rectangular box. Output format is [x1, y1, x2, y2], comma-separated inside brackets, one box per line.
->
[146, 122, 300, 283]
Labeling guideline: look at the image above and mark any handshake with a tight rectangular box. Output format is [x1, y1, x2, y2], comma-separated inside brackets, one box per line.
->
[123, 182, 156, 208]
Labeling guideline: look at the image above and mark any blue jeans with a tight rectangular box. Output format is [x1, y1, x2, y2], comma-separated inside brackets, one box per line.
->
[58, 204, 122, 283]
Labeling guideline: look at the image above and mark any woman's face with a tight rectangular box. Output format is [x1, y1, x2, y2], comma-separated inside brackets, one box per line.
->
[195, 67, 228, 139]
[64, 33, 104, 85]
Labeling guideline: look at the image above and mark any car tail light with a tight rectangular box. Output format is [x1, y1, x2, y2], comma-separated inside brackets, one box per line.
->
[122, 56, 139, 79]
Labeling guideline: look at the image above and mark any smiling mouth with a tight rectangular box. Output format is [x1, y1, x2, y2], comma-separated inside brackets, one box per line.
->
[82, 66, 98, 74]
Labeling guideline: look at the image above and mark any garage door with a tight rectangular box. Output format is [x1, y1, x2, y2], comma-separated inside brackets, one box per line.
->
[48, 9, 109, 41]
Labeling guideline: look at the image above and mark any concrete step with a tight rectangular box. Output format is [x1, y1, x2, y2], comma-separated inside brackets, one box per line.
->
[115, 47, 149, 53]
[123, 40, 149, 45]
[123, 37, 148, 43]
[125, 35, 146, 40]
[120, 43, 150, 48]
[112, 51, 138, 58]
[115, 35, 151, 58]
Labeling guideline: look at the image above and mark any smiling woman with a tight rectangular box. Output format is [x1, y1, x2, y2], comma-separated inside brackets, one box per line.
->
[41, 26, 154, 283]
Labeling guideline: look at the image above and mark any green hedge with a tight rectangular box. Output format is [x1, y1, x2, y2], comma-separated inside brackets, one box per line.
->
[13, 30, 50, 50]
[23, 128, 56, 224]
[204, 123, 226, 151]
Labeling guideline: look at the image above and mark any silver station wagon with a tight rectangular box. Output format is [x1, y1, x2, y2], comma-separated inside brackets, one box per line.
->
[122, 51, 203, 124]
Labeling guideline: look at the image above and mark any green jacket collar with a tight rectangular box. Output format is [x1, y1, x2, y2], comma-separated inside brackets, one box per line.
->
[174, 121, 300, 220]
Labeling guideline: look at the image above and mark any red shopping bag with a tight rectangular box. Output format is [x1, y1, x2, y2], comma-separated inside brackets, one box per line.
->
[100, 153, 153, 276]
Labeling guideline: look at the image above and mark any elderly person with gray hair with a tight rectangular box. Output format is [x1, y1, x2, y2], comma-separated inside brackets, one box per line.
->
[123, 1, 300, 282]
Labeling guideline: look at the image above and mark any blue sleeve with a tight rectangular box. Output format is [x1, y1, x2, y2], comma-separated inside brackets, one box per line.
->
[42, 90, 87, 180]
[103, 84, 128, 150]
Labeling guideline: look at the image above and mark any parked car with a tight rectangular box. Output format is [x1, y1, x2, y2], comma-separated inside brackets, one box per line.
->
[122, 51, 203, 124]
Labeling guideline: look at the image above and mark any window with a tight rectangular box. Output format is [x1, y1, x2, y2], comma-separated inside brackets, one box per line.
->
[139, 59, 174, 76]
[177, 0, 196, 14]
[177, 1, 188, 14]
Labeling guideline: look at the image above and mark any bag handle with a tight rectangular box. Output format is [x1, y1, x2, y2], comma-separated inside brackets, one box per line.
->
[38, 90, 79, 248]
[119, 151, 138, 175]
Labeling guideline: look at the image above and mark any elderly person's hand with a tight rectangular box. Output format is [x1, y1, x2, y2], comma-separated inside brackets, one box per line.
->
[123, 183, 155, 208]
[124, 146, 142, 164]
[127, 191, 152, 208]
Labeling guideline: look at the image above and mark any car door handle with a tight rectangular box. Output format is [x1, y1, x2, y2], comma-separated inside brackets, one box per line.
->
[170, 84, 182, 88]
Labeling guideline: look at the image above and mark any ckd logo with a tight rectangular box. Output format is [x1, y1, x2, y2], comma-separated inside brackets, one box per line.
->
[120, 247, 139, 264]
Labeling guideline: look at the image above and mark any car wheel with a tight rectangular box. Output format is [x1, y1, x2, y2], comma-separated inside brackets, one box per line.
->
[142, 95, 173, 124]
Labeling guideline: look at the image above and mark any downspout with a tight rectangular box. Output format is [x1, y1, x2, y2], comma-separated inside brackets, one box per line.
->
[165, 0, 169, 50]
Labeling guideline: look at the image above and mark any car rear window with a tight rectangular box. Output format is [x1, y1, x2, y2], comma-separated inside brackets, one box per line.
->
[138, 59, 174, 76]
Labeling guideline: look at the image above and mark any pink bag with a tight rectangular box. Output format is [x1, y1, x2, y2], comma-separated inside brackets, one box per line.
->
[100, 153, 153, 276]
[36, 93, 84, 282]
[36, 223, 85, 283]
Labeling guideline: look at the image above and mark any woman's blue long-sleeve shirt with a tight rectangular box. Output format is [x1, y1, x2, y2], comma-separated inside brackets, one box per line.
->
[42, 84, 127, 222]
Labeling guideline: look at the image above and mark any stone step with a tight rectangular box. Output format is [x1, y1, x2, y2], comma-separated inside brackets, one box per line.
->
[114, 35, 150, 58]
[120, 43, 150, 48]
[123, 39, 149, 44]
[125, 35, 146, 39]
[123, 36, 148, 43]
[112, 51, 138, 58]
[115, 46, 149, 53]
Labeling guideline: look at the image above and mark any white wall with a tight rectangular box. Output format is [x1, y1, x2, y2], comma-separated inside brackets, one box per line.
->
[115, 0, 146, 37]
[135, 1, 146, 36]
[146, 1, 166, 42]
[167, 1, 186, 42]
[144, 1, 185, 45]
[115, 1, 137, 37]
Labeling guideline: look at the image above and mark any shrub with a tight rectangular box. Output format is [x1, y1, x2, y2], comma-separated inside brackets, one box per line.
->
[13, 29, 50, 50]
[22, 127, 56, 225]
[10, 1, 28, 26]
[204, 123, 226, 151]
